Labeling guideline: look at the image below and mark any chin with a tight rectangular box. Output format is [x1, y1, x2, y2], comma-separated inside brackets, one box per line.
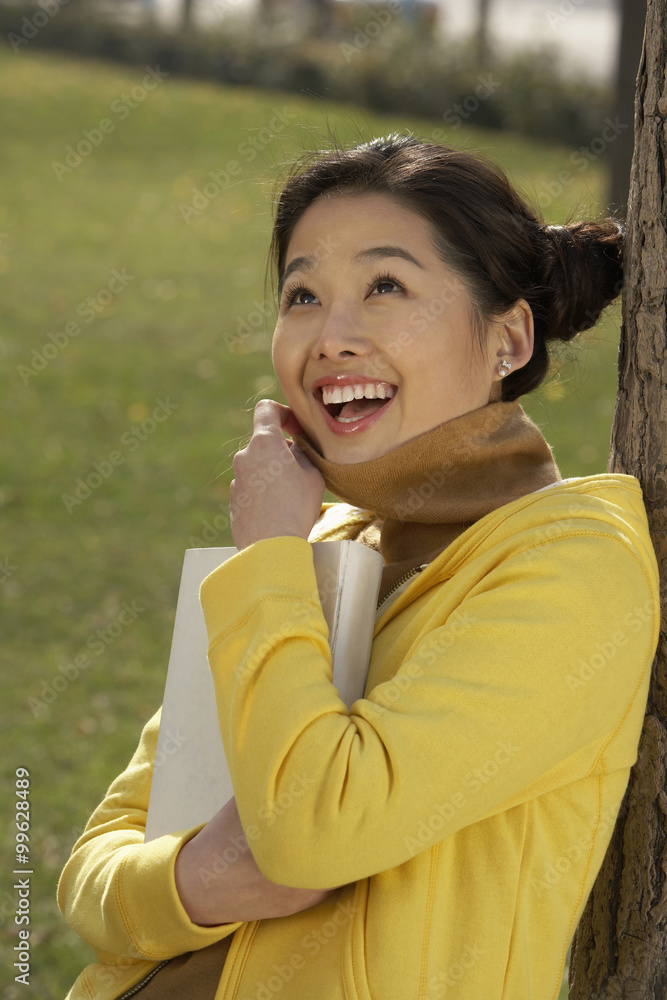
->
[322, 440, 388, 465]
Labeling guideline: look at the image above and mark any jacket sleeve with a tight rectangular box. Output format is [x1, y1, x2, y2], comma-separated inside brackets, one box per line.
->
[199, 529, 659, 890]
[57, 709, 243, 963]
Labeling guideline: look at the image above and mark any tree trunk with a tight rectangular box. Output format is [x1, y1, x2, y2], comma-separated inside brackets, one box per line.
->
[568, 1, 667, 997]
[476, 0, 491, 66]
[608, 0, 647, 214]
[182, 0, 195, 28]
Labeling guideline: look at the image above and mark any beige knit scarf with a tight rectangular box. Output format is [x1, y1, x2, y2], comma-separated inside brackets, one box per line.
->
[295, 398, 562, 601]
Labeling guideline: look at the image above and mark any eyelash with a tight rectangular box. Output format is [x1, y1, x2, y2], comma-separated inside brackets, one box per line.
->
[281, 271, 405, 307]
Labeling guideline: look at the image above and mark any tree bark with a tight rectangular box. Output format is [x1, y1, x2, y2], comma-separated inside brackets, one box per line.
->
[609, 0, 647, 215]
[569, 1, 667, 997]
[476, 0, 491, 66]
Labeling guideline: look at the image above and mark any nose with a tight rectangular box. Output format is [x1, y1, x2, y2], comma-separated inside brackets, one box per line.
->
[309, 306, 373, 361]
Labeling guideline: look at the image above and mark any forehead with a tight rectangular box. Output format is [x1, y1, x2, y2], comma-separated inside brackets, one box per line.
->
[286, 191, 434, 249]
[279, 193, 443, 298]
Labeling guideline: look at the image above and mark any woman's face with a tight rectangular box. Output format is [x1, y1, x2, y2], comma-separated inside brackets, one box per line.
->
[272, 192, 508, 464]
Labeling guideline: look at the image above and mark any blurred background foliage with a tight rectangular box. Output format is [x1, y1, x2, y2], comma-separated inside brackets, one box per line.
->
[0, 3, 636, 994]
[0, 0, 614, 147]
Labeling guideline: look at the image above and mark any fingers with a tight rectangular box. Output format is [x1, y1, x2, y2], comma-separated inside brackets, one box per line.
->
[252, 399, 284, 435]
[252, 399, 305, 440]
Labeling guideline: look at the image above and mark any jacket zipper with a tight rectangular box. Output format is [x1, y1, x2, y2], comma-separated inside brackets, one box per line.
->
[113, 959, 172, 1000]
[376, 563, 429, 616]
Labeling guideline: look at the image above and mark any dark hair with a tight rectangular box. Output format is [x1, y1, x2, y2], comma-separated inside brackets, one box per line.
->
[265, 132, 624, 401]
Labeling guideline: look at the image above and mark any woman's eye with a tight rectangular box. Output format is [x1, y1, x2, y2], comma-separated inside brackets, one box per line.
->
[282, 274, 403, 308]
[282, 286, 315, 307]
[367, 272, 404, 296]
[374, 279, 398, 294]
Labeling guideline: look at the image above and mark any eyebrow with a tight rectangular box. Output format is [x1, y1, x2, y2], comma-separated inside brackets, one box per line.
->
[278, 245, 424, 297]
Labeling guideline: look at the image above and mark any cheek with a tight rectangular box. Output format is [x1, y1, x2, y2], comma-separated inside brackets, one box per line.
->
[271, 330, 292, 384]
[272, 339, 308, 414]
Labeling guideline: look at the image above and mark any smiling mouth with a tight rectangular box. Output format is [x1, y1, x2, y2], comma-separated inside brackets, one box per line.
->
[318, 383, 397, 424]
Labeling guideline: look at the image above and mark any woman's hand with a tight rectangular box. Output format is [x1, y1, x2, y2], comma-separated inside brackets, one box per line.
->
[175, 796, 338, 926]
[230, 399, 325, 551]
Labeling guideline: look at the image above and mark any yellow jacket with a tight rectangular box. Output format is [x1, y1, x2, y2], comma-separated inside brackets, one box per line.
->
[58, 474, 660, 1000]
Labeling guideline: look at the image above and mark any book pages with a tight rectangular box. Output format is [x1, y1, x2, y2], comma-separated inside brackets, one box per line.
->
[144, 542, 382, 842]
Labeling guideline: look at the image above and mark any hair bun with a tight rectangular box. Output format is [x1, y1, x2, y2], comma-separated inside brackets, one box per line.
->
[539, 219, 624, 342]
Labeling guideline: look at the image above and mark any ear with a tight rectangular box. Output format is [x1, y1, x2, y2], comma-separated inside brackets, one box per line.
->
[489, 298, 534, 378]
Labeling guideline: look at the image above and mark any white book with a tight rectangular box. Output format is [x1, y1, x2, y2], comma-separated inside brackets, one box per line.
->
[144, 541, 383, 843]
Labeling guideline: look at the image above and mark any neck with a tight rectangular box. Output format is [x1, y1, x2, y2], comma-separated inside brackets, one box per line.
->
[295, 399, 561, 596]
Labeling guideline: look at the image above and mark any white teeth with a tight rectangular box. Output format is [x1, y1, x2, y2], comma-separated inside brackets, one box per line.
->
[320, 383, 398, 406]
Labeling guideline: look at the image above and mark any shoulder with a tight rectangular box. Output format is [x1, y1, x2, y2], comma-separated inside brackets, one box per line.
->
[480, 475, 659, 630]
[491, 473, 655, 567]
[433, 473, 659, 611]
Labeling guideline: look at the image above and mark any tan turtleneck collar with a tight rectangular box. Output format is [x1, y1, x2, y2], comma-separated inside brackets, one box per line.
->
[295, 399, 562, 600]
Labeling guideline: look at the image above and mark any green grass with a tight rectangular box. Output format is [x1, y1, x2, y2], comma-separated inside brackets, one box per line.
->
[0, 46, 616, 998]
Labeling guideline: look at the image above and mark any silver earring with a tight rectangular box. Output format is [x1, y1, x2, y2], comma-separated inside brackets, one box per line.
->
[497, 360, 512, 378]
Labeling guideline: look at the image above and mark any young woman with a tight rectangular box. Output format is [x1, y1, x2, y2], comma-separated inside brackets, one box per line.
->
[58, 133, 660, 1000]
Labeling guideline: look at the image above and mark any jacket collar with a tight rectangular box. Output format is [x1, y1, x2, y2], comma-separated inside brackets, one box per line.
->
[296, 398, 562, 599]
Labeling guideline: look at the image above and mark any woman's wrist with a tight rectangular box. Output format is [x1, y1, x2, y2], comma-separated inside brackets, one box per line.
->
[174, 797, 336, 926]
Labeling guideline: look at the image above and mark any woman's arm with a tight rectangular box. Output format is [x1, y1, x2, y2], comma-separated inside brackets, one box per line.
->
[59, 711, 340, 963]
[200, 526, 659, 890]
[174, 796, 339, 925]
